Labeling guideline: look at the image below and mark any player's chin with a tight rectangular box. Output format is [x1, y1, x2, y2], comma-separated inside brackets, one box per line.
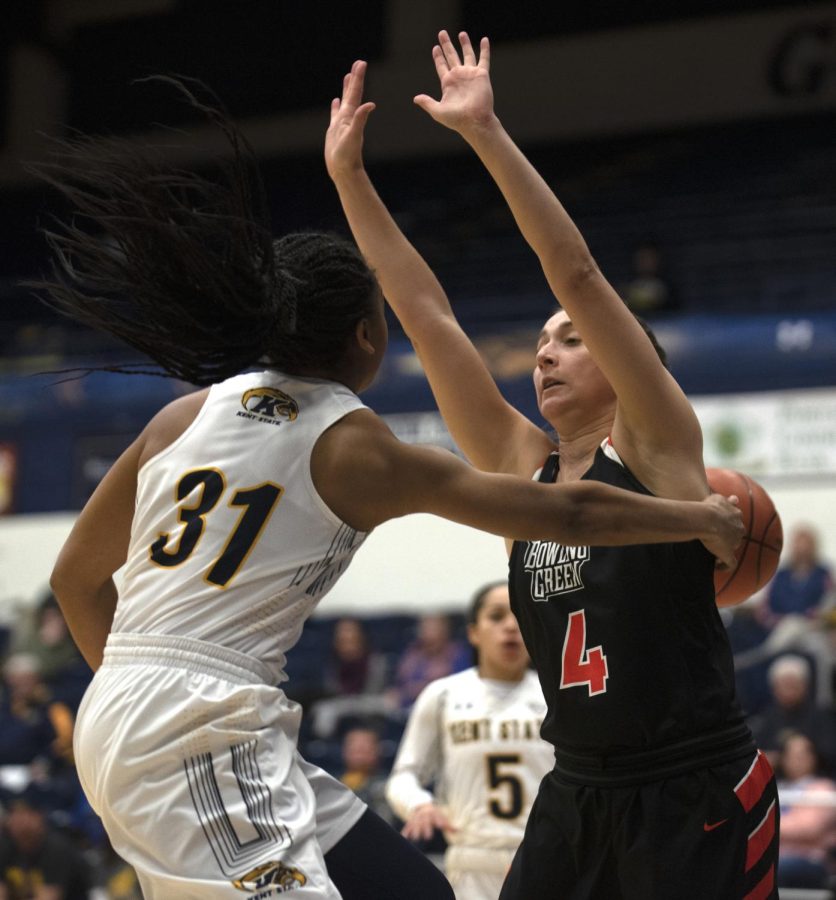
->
[537, 394, 567, 423]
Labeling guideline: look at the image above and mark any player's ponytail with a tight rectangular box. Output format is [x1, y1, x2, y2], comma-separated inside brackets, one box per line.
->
[28, 77, 378, 385]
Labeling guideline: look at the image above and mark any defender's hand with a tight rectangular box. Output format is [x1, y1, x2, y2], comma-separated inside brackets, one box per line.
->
[325, 59, 375, 180]
[414, 30, 496, 137]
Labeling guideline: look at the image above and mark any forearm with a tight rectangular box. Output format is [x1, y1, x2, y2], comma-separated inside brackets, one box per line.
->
[331, 168, 454, 339]
[416, 454, 721, 548]
[564, 482, 717, 547]
[462, 116, 597, 292]
[385, 769, 435, 821]
[51, 576, 118, 671]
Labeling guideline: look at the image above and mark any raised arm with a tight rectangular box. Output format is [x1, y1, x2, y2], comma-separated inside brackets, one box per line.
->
[325, 60, 552, 477]
[415, 32, 707, 498]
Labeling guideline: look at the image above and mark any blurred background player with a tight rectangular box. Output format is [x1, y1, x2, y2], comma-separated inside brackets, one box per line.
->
[386, 582, 552, 900]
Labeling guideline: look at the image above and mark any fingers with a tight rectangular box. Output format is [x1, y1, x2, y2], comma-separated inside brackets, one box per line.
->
[479, 35, 491, 70]
[459, 31, 477, 66]
[402, 818, 431, 841]
[329, 97, 340, 125]
[434, 30, 489, 73]
[432, 44, 448, 79]
[438, 29, 461, 69]
[343, 59, 367, 109]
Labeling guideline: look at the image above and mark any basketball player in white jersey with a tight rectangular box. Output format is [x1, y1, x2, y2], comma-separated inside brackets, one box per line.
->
[38, 76, 743, 898]
[387, 582, 552, 899]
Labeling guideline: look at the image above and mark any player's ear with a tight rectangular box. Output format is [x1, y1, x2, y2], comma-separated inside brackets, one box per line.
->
[466, 622, 479, 648]
[355, 317, 376, 355]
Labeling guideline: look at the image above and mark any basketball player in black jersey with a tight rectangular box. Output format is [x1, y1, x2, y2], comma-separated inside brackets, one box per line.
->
[329, 35, 778, 900]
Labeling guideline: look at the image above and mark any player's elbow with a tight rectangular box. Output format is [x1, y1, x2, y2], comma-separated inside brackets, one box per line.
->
[49, 561, 76, 614]
[50, 549, 96, 614]
[544, 251, 600, 294]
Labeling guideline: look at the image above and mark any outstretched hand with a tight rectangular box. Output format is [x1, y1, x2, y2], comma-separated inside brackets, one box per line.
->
[325, 59, 375, 180]
[414, 30, 495, 136]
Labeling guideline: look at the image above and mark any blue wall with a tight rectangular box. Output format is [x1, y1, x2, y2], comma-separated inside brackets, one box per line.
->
[1, 311, 834, 512]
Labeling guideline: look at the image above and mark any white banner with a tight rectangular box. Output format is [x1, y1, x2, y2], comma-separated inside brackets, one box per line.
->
[695, 387, 836, 478]
[385, 388, 836, 479]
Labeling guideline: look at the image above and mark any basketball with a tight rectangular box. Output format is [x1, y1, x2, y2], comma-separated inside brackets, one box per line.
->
[706, 468, 783, 607]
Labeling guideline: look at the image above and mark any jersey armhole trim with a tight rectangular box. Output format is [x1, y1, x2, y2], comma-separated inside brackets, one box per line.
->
[301, 392, 371, 535]
[600, 437, 656, 497]
[136, 386, 215, 482]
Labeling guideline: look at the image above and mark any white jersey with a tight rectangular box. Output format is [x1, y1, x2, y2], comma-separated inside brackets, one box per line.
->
[112, 370, 368, 683]
[386, 667, 552, 854]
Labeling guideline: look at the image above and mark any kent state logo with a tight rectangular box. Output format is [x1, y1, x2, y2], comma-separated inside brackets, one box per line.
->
[232, 860, 307, 893]
[238, 388, 299, 426]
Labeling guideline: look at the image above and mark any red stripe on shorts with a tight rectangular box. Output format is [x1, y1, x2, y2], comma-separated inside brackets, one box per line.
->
[734, 751, 773, 813]
[745, 800, 776, 873]
[742, 863, 775, 900]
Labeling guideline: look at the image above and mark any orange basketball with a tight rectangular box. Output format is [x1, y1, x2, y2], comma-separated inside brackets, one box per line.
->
[706, 468, 783, 607]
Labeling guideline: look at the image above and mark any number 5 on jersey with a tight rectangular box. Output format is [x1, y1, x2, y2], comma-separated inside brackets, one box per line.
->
[560, 609, 608, 696]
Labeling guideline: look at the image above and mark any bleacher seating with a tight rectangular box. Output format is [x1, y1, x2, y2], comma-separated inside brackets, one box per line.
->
[2, 112, 834, 357]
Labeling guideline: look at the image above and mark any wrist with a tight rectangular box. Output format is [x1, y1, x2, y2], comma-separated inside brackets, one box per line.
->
[328, 162, 367, 185]
[460, 112, 504, 147]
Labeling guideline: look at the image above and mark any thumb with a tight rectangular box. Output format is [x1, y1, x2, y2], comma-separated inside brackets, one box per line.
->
[413, 94, 440, 116]
[354, 101, 376, 127]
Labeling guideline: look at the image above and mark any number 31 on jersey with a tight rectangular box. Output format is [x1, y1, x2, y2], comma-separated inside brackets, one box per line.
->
[560, 609, 608, 696]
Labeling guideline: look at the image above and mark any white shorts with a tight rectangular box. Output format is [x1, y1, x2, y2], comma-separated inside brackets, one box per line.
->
[445, 845, 515, 900]
[75, 633, 366, 899]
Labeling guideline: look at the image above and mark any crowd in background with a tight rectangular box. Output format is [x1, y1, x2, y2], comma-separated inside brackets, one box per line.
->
[0, 522, 834, 897]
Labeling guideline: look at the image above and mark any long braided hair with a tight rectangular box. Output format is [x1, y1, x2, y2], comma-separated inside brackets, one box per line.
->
[29, 77, 379, 386]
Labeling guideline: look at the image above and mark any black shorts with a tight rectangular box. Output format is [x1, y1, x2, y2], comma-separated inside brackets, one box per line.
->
[499, 751, 778, 900]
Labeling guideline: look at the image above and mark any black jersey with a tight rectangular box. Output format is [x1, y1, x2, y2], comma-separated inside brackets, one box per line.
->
[509, 443, 753, 785]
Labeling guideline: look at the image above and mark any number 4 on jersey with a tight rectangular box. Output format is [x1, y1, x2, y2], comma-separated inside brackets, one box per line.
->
[560, 609, 608, 696]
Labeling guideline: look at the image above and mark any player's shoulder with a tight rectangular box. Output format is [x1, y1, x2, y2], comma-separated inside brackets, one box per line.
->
[415, 667, 479, 702]
[138, 387, 211, 468]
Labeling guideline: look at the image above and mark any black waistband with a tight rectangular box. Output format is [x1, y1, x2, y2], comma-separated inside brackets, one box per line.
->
[552, 722, 755, 788]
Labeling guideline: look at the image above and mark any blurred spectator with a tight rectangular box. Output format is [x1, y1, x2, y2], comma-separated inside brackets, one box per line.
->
[338, 727, 395, 827]
[0, 652, 82, 828]
[0, 655, 73, 769]
[309, 618, 392, 739]
[12, 594, 90, 711]
[735, 524, 834, 707]
[749, 655, 836, 776]
[764, 525, 833, 624]
[776, 732, 836, 891]
[620, 240, 678, 315]
[0, 784, 92, 899]
[389, 614, 469, 710]
[322, 618, 388, 698]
